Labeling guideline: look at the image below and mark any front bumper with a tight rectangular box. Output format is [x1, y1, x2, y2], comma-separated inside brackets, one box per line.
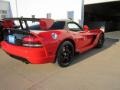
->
[1, 41, 54, 64]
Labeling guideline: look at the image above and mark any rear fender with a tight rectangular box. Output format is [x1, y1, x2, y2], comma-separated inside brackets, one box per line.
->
[54, 38, 75, 62]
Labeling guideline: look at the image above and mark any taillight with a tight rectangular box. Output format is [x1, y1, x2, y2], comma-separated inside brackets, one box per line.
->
[22, 35, 43, 47]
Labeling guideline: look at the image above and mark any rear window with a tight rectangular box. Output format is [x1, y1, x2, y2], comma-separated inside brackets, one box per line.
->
[28, 22, 40, 30]
[49, 21, 65, 29]
[14, 21, 41, 30]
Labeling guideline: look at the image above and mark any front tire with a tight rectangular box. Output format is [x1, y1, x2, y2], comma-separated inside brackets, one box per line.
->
[56, 41, 74, 67]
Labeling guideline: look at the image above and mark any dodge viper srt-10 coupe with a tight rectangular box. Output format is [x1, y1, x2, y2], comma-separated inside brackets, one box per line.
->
[1, 18, 104, 67]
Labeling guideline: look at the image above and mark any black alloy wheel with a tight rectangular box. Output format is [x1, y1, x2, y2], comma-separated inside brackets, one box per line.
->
[56, 41, 74, 67]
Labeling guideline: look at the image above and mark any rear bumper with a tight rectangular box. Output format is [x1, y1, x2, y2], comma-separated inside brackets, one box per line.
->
[1, 41, 55, 64]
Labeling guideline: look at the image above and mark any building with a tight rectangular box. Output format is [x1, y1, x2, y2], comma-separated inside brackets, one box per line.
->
[0, 0, 12, 20]
[84, 0, 120, 32]
[8, 0, 84, 25]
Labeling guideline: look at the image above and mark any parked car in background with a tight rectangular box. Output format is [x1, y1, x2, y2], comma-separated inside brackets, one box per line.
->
[1, 18, 104, 67]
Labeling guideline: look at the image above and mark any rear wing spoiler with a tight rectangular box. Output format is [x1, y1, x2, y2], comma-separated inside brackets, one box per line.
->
[2, 17, 54, 30]
[2, 17, 40, 29]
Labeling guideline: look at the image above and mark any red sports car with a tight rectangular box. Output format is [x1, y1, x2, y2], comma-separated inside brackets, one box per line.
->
[1, 18, 104, 67]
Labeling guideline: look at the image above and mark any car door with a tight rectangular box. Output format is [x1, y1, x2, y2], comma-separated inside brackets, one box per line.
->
[83, 25, 97, 47]
[67, 22, 88, 52]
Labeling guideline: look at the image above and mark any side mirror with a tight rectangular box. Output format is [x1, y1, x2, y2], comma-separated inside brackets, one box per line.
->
[83, 25, 89, 32]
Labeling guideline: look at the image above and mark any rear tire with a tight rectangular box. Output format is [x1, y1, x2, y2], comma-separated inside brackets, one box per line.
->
[96, 33, 104, 48]
[56, 41, 74, 67]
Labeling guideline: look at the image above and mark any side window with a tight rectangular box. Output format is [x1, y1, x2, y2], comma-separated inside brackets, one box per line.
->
[67, 22, 82, 31]
[29, 24, 40, 30]
[49, 21, 65, 30]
